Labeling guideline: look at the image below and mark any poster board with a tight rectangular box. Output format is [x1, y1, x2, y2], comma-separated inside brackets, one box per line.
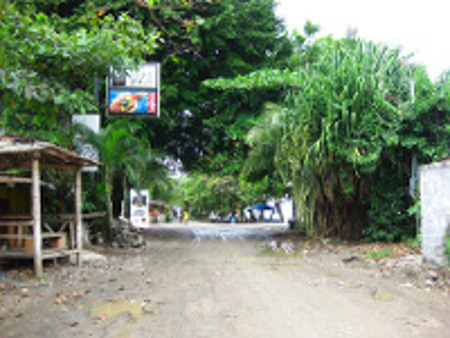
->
[130, 189, 150, 228]
[107, 63, 160, 117]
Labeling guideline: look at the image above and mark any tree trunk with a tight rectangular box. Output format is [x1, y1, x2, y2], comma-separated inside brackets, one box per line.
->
[312, 195, 366, 241]
[105, 169, 114, 228]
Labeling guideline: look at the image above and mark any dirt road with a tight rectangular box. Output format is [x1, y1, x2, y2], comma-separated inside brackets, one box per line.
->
[1, 222, 449, 337]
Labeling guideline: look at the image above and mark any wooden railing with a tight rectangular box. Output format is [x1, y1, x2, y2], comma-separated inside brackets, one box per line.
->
[0, 212, 105, 258]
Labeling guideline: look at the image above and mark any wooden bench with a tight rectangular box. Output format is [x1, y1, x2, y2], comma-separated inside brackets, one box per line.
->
[0, 229, 67, 253]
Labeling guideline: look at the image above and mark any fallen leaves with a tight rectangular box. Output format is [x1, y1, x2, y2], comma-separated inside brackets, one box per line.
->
[54, 290, 91, 305]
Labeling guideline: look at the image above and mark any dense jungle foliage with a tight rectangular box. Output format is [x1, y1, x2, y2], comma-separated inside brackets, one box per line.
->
[0, 0, 448, 241]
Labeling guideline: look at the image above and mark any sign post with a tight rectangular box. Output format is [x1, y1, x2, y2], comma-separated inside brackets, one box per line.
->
[130, 189, 150, 228]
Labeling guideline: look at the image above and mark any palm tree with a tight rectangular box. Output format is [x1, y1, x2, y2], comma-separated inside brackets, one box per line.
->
[73, 119, 168, 225]
[246, 39, 414, 239]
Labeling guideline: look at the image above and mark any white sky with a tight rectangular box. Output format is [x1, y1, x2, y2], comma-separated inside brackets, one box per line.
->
[276, 0, 450, 81]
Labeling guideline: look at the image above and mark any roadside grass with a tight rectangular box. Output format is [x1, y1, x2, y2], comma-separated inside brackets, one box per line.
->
[444, 235, 450, 263]
[366, 248, 394, 260]
[259, 233, 423, 262]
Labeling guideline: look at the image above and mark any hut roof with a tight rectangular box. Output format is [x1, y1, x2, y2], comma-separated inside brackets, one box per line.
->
[0, 175, 55, 188]
[0, 134, 100, 170]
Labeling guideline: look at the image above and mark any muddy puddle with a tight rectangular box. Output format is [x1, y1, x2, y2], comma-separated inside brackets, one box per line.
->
[89, 299, 158, 321]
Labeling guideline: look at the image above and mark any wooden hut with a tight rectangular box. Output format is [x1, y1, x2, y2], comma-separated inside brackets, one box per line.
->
[0, 135, 100, 275]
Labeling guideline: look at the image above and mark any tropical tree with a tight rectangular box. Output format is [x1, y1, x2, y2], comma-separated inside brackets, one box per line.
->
[182, 173, 243, 218]
[206, 36, 449, 240]
[0, 0, 218, 223]
[0, 1, 157, 142]
[147, 0, 292, 172]
[74, 120, 168, 224]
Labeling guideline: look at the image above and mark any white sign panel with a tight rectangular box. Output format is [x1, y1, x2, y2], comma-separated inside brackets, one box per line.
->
[72, 114, 101, 172]
[125, 64, 157, 88]
[130, 189, 150, 228]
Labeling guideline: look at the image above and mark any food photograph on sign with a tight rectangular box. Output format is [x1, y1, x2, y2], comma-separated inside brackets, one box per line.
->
[108, 63, 160, 117]
[109, 90, 157, 115]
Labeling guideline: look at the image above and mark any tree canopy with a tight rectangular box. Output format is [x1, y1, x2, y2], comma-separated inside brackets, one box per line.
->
[146, 0, 292, 172]
[0, 1, 158, 142]
[205, 34, 449, 240]
[1, 0, 448, 241]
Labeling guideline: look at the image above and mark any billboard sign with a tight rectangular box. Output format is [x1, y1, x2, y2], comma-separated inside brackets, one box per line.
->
[130, 189, 150, 228]
[108, 63, 160, 117]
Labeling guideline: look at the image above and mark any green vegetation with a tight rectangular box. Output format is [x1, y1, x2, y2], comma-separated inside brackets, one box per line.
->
[1, 0, 448, 243]
[366, 248, 394, 260]
[445, 235, 450, 263]
[182, 173, 274, 218]
[205, 29, 449, 241]
[74, 119, 168, 223]
[0, 1, 157, 142]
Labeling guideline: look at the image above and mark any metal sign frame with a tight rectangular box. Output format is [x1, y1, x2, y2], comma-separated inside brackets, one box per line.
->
[107, 63, 160, 118]
[130, 189, 150, 228]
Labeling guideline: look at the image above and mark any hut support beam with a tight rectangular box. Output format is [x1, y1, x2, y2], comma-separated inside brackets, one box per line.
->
[75, 168, 82, 267]
[32, 157, 43, 276]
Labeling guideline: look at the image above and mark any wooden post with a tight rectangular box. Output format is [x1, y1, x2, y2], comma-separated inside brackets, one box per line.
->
[75, 168, 82, 267]
[69, 221, 75, 250]
[32, 156, 43, 276]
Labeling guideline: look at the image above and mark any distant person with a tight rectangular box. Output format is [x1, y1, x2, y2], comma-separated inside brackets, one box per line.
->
[183, 211, 190, 225]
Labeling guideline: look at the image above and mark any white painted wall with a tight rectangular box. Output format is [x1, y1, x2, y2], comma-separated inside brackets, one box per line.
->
[420, 159, 450, 265]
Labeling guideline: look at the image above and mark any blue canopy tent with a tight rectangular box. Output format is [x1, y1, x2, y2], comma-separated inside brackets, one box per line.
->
[246, 204, 275, 211]
[245, 204, 275, 222]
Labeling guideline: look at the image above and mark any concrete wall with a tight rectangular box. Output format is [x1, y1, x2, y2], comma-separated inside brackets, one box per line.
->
[420, 159, 450, 265]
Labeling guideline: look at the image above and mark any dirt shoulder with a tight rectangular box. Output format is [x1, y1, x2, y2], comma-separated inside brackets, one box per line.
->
[271, 233, 450, 293]
[0, 226, 449, 337]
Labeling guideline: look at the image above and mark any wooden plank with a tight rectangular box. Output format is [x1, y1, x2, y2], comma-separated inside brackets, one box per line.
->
[57, 220, 69, 233]
[0, 251, 34, 259]
[49, 235, 67, 249]
[0, 233, 66, 239]
[7, 226, 18, 247]
[17, 226, 23, 248]
[43, 212, 106, 220]
[0, 142, 100, 168]
[75, 168, 82, 267]
[82, 212, 107, 219]
[43, 222, 54, 233]
[0, 221, 34, 227]
[0, 177, 32, 184]
[0, 249, 75, 260]
[32, 157, 43, 276]
[42, 249, 74, 260]
[69, 221, 75, 250]
[0, 215, 32, 220]
[23, 238, 34, 254]
[21, 233, 67, 254]
[0, 162, 83, 170]
[0, 234, 32, 239]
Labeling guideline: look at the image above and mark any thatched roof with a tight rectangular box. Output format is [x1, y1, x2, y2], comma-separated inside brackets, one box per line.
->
[0, 134, 100, 170]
